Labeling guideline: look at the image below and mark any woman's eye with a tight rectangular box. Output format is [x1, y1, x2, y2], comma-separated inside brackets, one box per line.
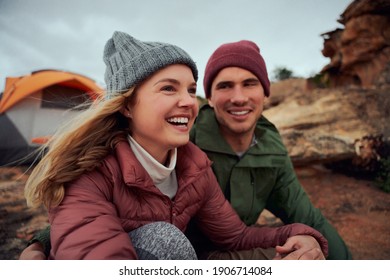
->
[188, 87, 197, 96]
[161, 85, 176, 92]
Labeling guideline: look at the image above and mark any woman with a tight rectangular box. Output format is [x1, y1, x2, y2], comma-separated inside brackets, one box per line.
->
[24, 31, 328, 260]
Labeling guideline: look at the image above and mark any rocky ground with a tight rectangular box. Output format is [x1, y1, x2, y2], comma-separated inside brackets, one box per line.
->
[0, 165, 389, 260]
[295, 165, 390, 259]
[0, 166, 48, 260]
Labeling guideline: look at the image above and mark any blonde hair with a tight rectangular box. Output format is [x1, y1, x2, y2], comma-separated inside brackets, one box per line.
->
[25, 88, 136, 209]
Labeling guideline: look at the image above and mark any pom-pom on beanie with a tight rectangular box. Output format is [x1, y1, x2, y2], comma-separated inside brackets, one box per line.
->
[103, 31, 198, 98]
[203, 40, 270, 98]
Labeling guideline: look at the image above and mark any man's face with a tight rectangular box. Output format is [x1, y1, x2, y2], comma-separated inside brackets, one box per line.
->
[208, 67, 265, 140]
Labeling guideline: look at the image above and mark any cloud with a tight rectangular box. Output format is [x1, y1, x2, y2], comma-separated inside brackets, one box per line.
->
[0, 0, 351, 96]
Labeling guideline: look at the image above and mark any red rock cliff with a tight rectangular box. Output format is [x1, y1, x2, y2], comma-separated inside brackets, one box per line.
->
[321, 0, 390, 88]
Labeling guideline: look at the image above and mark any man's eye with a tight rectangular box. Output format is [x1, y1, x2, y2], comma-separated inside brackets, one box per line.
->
[216, 83, 230, 90]
[244, 80, 260, 87]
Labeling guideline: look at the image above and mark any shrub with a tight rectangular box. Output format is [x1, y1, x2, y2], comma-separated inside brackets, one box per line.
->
[272, 67, 294, 81]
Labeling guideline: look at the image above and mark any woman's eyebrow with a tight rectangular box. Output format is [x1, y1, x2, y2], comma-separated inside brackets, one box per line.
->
[154, 79, 197, 88]
[153, 78, 180, 86]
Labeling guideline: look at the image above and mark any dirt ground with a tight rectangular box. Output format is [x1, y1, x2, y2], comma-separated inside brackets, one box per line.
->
[295, 165, 390, 259]
[0, 165, 389, 260]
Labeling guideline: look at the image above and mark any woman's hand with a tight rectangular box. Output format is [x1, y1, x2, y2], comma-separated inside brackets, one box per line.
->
[273, 235, 326, 260]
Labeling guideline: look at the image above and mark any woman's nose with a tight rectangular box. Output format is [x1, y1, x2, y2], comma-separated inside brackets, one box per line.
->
[178, 92, 196, 107]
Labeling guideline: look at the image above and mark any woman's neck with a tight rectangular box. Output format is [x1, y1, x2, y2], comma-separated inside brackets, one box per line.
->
[129, 137, 169, 165]
[128, 135, 176, 168]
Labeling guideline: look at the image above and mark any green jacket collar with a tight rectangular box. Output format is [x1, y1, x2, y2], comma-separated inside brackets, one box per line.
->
[191, 104, 287, 158]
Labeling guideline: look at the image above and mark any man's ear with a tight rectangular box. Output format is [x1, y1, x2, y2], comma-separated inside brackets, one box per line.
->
[207, 99, 214, 108]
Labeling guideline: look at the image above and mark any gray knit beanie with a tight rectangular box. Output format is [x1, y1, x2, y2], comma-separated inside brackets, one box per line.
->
[103, 31, 198, 98]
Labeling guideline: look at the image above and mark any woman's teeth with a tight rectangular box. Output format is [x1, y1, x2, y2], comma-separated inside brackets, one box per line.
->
[167, 117, 189, 125]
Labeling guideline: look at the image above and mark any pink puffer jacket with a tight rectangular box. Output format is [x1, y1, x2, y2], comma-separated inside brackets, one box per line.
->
[49, 140, 328, 259]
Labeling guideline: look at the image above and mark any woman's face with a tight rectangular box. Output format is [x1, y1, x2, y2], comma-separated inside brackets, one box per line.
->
[127, 64, 198, 164]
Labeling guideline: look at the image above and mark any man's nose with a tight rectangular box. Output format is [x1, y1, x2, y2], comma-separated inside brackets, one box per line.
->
[230, 86, 248, 104]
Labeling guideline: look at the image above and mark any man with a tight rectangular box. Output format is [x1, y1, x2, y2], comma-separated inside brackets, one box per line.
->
[20, 39, 350, 260]
[188, 40, 351, 260]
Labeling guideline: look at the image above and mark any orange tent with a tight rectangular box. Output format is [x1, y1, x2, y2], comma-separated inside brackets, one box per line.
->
[0, 69, 102, 113]
[0, 69, 103, 166]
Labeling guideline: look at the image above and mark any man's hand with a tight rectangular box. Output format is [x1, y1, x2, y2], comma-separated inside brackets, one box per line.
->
[273, 235, 325, 260]
[19, 242, 47, 260]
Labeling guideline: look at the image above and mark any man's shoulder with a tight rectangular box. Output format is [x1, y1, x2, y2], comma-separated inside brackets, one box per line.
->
[255, 116, 286, 152]
[196, 103, 214, 120]
[190, 104, 216, 141]
[257, 115, 280, 133]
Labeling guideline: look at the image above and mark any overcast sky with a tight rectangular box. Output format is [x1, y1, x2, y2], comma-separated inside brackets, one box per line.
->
[0, 0, 352, 97]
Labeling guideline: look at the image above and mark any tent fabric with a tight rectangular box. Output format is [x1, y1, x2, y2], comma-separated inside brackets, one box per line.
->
[0, 114, 37, 165]
[0, 70, 102, 114]
[0, 69, 103, 166]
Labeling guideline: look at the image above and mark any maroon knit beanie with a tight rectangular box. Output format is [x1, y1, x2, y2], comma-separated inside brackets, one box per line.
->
[203, 40, 270, 98]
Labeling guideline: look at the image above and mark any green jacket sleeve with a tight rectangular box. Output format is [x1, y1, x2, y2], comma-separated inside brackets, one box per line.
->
[266, 157, 352, 260]
[27, 225, 51, 257]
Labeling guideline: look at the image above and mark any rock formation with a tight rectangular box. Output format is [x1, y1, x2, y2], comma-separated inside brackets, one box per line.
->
[320, 0, 390, 88]
[264, 79, 390, 166]
[265, 0, 390, 166]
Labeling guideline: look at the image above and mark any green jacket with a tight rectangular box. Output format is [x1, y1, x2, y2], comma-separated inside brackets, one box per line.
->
[190, 105, 352, 260]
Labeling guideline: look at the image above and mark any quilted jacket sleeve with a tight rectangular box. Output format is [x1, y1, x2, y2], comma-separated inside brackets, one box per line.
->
[194, 168, 328, 257]
[48, 170, 137, 260]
